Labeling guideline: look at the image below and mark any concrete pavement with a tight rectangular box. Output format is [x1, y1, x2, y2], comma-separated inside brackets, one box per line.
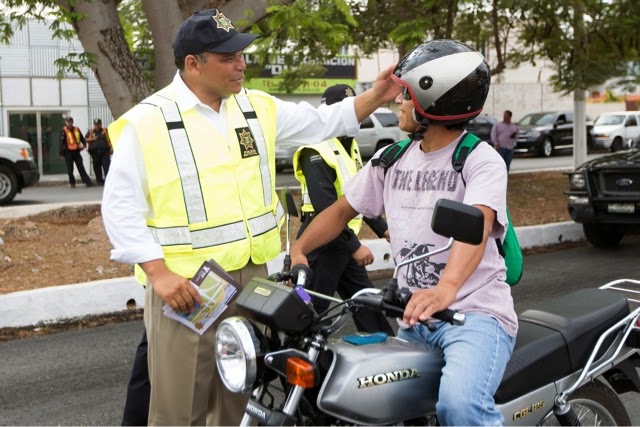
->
[0, 183, 586, 328]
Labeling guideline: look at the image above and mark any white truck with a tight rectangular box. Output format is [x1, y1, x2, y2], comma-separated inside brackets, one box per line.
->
[0, 136, 40, 204]
[592, 111, 640, 152]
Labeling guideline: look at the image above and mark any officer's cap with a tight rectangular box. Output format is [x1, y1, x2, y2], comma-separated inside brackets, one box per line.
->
[173, 9, 258, 57]
[321, 84, 356, 106]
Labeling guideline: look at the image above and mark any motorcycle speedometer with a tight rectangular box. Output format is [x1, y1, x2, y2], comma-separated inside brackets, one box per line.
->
[215, 317, 260, 393]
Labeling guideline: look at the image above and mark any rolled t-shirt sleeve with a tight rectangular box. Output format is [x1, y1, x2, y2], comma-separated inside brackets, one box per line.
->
[343, 159, 386, 219]
[461, 143, 509, 238]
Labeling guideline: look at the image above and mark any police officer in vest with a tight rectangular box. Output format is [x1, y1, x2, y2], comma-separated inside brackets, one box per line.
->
[293, 84, 394, 336]
[102, 8, 401, 426]
[85, 118, 112, 186]
[59, 117, 93, 188]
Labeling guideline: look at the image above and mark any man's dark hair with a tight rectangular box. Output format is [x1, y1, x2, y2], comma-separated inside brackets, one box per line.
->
[505, 110, 513, 117]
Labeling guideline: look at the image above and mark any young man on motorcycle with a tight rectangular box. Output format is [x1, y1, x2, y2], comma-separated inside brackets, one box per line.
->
[291, 39, 518, 425]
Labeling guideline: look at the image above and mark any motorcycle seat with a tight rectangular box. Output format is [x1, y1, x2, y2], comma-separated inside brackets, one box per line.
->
[495, 288, 629, 403]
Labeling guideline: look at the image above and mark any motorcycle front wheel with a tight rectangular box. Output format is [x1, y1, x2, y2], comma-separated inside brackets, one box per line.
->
[539, 380, 631, 426]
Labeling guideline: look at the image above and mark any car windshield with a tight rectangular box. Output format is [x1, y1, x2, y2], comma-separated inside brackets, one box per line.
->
[518, 113, 556, 126]
[594, 115, 625, 126]
[375, 112, 400, 127]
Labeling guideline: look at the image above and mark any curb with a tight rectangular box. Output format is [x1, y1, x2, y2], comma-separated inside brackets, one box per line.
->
[0, 222, 584, 329]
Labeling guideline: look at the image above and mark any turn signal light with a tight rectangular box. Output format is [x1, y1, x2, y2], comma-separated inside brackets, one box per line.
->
[286, 357, 315, 388]
[19, 148, 29, 160]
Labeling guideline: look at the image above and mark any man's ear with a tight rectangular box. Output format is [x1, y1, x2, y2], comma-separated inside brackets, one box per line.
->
[184, 54, 202, 75]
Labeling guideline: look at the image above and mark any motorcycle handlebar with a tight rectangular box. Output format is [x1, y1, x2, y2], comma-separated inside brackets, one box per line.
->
[352, 293, 465, 326]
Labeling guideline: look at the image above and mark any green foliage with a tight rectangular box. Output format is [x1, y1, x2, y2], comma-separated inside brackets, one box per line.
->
[247, 0, 357, 93]
[117, 0, 155, 87]
[512, 0, 640, 94]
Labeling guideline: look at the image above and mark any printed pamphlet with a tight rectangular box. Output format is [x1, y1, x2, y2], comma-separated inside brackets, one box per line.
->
[162, 259, 240, 335]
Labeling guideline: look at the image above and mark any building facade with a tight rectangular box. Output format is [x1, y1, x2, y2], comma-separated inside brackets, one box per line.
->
[0, 20, 112, 177]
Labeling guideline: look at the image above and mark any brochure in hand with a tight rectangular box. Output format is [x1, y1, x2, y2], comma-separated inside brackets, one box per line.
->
[162, 259, 241, 335]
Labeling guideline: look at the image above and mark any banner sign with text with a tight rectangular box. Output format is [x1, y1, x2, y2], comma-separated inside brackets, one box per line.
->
[243, 54, 357, 95]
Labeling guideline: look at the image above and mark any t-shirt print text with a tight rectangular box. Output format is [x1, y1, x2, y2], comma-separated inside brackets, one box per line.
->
[390, 169, 459, 192]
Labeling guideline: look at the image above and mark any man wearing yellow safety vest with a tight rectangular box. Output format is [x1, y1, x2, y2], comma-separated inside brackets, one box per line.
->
[101, 8, 401, 426]
[293, 84, 394, 336]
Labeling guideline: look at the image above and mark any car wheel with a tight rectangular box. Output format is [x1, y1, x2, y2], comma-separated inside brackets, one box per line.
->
[540, 137, 554, 157]
[583, 224, 623, 248]
[611, 137, 623, 152]
[0, 165, 19, 205]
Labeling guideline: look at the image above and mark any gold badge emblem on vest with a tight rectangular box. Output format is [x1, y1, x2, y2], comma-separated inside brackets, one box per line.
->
[236, 127, 259, 158]
[213, 10, 234, 32]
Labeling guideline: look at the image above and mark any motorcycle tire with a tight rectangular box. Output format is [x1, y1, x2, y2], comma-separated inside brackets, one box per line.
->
[539, 379, 631, 426]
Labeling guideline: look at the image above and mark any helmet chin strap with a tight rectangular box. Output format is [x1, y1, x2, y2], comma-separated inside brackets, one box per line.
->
[409, 109, 430, 141]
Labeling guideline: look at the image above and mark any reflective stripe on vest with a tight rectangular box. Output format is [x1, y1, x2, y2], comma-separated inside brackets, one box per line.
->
[236, 92, 272, 207]
[149, 202, 284, 248]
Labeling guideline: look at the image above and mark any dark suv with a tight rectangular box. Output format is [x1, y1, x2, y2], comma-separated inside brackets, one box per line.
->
[516, 111, 594, 157]
[565, 135, 640, 247]
[465, 115, 497, 142]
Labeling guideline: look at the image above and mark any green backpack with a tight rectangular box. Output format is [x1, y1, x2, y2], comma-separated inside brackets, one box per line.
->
[372, 133, 523, 286]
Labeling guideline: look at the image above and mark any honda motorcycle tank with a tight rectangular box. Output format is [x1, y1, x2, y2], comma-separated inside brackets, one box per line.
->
[317, 336, 444, 424]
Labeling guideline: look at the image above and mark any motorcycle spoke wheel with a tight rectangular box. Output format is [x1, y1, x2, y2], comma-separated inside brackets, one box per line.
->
[539, 380, 631, 426]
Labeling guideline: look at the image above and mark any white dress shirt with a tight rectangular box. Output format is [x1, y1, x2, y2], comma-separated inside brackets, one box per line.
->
[102, 72, 360, 265]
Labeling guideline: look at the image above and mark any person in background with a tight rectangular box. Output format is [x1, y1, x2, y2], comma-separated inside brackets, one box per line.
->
[102, 8, 400, 426]
[491, 110, 518, 172]
[292, 83, 394, 336]
[59, 117, 92, 188]
[85, 119, 112, 186]
[291, 39, 517, 426]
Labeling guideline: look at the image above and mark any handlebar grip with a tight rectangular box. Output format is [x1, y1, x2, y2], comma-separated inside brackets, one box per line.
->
[432, 309, 466, 326]
[291, 264, 313, 287]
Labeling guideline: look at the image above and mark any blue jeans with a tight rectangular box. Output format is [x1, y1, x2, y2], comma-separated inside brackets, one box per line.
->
[497, 147, 514, 172]
[398, 313, 514, 426]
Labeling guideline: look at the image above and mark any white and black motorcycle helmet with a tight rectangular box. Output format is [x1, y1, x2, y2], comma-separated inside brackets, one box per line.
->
[392, 39, 491, 126]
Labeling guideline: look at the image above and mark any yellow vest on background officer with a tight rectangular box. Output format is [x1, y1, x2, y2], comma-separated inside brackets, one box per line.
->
[293, 134, 364, 234]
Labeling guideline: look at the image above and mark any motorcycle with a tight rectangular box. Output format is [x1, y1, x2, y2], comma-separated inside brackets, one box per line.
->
[215, 189, 640, 426]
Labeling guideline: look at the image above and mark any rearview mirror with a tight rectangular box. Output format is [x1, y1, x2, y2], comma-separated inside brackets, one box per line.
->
[280, 187, 298, 218]
[431, 199, 484, 245]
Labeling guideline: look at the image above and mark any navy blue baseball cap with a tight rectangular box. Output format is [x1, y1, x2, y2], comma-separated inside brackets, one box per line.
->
[173, 9, 258, 57]
[321, 84, 356, 106]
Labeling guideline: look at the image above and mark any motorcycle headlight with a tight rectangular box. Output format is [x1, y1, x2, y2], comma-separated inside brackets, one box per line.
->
[215, 317, 261, 393]
[570, 173, 586, 190]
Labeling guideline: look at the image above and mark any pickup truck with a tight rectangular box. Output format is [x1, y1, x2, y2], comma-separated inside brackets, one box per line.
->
[516, 110, 594, 157]
[565, 134, 640, 247]
[0, 136, 40, 204]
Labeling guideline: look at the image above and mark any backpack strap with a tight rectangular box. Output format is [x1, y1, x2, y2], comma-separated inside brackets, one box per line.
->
[370, 139, 413, 176]
[452, 133, 482, 173]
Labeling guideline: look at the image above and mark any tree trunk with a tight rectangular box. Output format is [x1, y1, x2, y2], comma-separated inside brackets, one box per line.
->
[55, 0, 151, 119]
[142, 0, 185, 89]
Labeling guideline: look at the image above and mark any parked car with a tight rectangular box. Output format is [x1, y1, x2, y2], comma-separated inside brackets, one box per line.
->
[465, 114, 497, 143]
[515, 110, 594, 157]
[592, 111, 640, 152]
[564, 134, 640, 247]
[275, 107, 405, 172]
[0, 136, 40, 204]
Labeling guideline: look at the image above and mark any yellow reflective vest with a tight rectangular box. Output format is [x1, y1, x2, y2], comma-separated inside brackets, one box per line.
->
[109, 86, 283, 283]
[293, 137, 363, 234]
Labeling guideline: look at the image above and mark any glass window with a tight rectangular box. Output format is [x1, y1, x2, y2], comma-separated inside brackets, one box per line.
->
[8, 111, 67, 175]
[374, 112, 399, 127]
[594, 114, 625, 125]
[625, 116, 637, 126]
[360, 117, 374, 129]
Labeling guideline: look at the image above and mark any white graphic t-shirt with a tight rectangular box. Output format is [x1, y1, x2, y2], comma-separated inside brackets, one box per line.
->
[344, 133, 518, 336]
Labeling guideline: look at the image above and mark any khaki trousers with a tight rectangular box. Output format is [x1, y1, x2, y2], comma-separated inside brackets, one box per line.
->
[145, 262, 267, 426]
